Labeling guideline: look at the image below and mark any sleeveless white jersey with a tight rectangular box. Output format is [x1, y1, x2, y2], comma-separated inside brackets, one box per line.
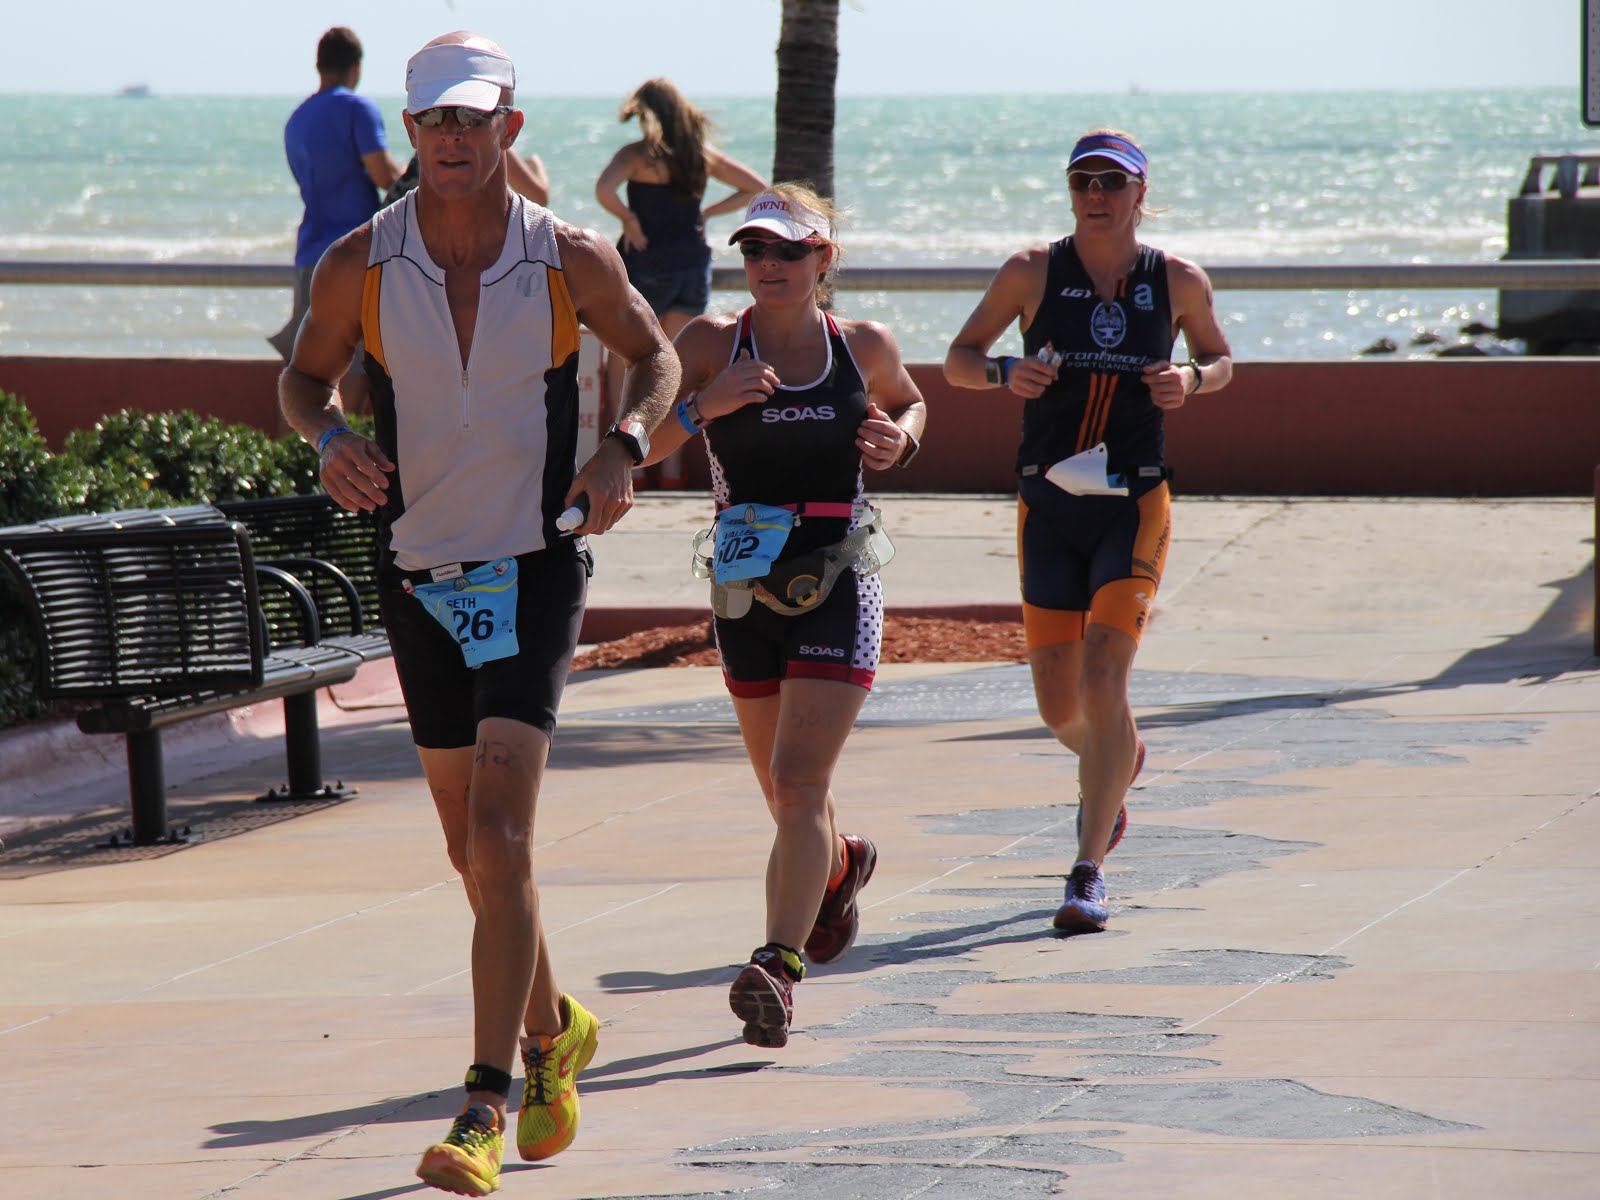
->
[362, 191, 583, 570]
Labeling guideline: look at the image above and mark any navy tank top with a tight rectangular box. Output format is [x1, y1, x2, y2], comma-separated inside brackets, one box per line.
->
[1019, 237, 1175, 473]
[619, 180, 710, 273]
[704, 308, 870, 558]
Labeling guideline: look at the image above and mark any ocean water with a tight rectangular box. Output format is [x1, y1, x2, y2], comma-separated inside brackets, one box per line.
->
[0, 89, 1589, 363]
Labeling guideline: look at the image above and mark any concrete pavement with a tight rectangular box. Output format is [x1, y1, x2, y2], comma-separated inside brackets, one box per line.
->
[1, 494, 1597, 1199]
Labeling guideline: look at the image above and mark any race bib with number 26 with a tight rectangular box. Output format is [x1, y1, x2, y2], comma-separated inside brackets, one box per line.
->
[407, 557, 520, 668]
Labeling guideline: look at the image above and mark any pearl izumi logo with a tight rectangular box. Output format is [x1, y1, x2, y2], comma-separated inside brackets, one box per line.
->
[762, 405, 836, 423]
[1090, 301, 1127, 349]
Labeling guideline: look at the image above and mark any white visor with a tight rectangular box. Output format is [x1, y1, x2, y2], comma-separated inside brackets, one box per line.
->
[405, 42, 515, 113]
[728, 191, 830, 244]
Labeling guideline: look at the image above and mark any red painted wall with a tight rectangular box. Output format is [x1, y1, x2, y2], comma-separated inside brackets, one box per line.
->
[3, 355, 1597, 496]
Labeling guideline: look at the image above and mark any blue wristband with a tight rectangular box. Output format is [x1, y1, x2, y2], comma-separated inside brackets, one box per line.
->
[316, 425, 353, 455]
[1001, 356, 1018, 385]
[675, 399, 699, 435]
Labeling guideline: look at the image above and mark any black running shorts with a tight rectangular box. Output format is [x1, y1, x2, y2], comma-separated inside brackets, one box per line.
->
[714, 569, 883, 697]
[378, 542, 591, 748]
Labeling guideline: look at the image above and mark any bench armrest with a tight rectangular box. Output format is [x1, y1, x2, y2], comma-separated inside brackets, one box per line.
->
[259, 555, 366, 635]
[254, 564, 323, 649]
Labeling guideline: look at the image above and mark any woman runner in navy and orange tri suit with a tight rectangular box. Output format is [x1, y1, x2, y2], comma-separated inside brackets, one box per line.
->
[944, 129, 1231, 936]
[640, 184, 926, 1048]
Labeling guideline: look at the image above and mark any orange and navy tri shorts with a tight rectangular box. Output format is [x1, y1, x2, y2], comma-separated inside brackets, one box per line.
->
[1016, 478, 1170, 650]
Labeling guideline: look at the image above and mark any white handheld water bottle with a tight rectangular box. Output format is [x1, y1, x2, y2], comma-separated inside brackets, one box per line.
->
[556, 493, 590, 534]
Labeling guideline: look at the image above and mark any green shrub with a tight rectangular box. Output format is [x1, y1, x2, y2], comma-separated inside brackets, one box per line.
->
[0, 391, 86, 527]
[0, 393, 77, 726]
[0, 397, 351, 731]
[63, 409, 307, 509]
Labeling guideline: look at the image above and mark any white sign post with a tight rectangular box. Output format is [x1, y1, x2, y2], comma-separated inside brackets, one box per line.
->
[575, 331, 602, 463]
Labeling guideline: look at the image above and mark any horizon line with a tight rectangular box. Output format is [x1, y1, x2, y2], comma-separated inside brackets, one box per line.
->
[1, 84, 1574, 101]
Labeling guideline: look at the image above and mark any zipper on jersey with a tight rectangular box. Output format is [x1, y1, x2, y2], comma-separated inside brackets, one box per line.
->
[460, 367, 470, 430]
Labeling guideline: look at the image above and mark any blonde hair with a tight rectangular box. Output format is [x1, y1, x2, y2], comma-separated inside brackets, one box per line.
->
[766, 181, 845, 309]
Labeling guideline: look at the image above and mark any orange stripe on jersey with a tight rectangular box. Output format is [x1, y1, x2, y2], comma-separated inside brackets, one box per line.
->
[547, 266, 580, 366]
[1076, 373, 1118, 452]
[360, 263, 386, 374]
[1092, 373, 1119, 445]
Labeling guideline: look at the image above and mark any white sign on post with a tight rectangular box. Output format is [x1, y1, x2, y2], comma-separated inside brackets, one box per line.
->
[575, 331, 602, 464]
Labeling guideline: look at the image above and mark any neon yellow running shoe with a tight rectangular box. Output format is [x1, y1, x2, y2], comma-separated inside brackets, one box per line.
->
[416, 1102, 503, 1196]
[517, 993, 600, 1161]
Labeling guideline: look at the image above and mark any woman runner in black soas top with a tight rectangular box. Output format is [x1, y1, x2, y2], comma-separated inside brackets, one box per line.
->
[944, 129, 1232, 937]
[641, 184, 926, 1049]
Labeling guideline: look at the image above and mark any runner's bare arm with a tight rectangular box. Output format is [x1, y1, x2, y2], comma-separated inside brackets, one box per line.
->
[558, 224, 682, 533]
[638, 316, 755, 467]
[1172, 257, 1232, 390]
[944, 248, 1056, 398]
[848, 321, 927, 471]
[277, 229, 395, 513]
[1143, 256, 1234, 410]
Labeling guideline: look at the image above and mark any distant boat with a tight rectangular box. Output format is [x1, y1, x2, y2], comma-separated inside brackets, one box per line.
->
[1128, 82, 1149, 97]
[118, 84, 152, 99]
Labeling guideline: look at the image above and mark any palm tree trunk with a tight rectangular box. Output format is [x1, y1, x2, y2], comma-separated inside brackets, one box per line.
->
[773, 0, 839, 200]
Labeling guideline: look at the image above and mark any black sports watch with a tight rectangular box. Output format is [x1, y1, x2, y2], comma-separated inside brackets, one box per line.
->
[605, 419, 650, 466]
[895, 429, 921, 469]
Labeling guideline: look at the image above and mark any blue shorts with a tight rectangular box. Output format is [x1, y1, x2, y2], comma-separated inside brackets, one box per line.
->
[628, 262, 712, 318]
[378, 542, 592, 747]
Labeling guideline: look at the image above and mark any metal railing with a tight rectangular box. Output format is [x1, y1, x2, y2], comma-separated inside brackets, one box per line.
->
[2, 260, 1600, 292]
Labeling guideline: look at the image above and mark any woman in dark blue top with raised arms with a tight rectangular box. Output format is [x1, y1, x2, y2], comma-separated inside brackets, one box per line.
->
[641, 185, 926, 1050]
[596, 79, 765, 479]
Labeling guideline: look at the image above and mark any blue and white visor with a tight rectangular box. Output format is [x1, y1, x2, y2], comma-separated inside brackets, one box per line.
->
[1067, 133, 1148, 177]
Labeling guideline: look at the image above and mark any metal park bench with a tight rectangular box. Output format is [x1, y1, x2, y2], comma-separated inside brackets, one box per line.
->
[0, 507, 363, 845]
[216, 494, 391, 664]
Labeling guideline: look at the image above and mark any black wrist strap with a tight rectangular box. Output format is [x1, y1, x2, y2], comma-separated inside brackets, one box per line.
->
[1186, 360, 1204, 393]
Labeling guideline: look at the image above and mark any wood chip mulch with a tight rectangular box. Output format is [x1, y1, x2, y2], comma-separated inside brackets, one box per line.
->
[572, 615, 1028, 671]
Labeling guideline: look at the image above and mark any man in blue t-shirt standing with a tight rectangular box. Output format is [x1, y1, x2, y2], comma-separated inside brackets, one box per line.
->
[269, 27, 402, 412]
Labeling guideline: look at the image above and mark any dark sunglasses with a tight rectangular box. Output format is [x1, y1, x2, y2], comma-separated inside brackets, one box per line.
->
[1067, 168, 1136, 193]
[738, 239, 815, 263]
[412, 105, 512, 129]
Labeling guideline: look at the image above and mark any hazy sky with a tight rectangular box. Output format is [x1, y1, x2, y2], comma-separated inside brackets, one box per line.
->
[5, 0, 1581, 96]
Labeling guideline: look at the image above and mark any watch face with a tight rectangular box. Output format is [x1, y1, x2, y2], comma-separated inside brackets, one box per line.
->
[985, 358, 1003, 385]
[608, 420, 650, 465]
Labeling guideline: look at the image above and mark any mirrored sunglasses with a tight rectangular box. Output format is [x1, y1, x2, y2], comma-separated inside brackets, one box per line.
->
[412, 105, 511, 129]
[1067, 168, 1136, 193]
[738, 238, 815, 263]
